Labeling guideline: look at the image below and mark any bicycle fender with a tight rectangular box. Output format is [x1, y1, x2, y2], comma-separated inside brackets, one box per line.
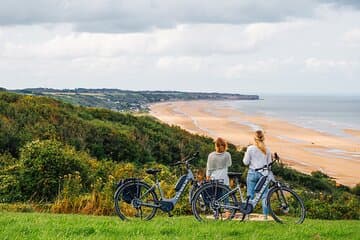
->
[113, 179, 151, 200]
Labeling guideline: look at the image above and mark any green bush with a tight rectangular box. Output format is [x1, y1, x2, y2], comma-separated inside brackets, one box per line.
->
[302, 191, 360, 220]
[352, 183, 360, 196]
[18, 140, 93, 201]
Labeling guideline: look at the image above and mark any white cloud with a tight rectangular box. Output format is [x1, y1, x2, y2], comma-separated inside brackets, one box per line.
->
[343, 28, 360, 43]
[156, 56, 203, 72]
[305, 58, 359, 70]
[225, 58, 296, 78]
[244, 21, 306, 46]
[1, 22, 303, 60]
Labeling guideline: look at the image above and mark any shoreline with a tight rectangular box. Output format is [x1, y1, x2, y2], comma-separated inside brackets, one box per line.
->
[149, 100, 360, 187]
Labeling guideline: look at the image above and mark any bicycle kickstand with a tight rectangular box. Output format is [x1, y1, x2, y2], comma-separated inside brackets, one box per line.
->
[240, 196, 251, 221]
[245, 195, 250, 207]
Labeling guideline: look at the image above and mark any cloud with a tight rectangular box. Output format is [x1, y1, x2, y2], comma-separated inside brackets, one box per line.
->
[0, 2, 359, 94]
[0, 0, 318, 32]
[1, 1, 359, 34]
[323, 0, 360, 9]
[1, 22, 304, 59]
[156, 56, 203, 72]
[305, 58, 359, 70]
[343, 28, 360, 43]
[225, 58, 296, 78]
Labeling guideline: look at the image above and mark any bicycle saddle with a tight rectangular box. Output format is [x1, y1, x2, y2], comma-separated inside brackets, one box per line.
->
[227, 172, 242, 178]
[146, 169, 161, 175]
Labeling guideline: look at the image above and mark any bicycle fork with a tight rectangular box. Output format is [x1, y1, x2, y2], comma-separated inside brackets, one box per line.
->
[275, 187, 290, 213]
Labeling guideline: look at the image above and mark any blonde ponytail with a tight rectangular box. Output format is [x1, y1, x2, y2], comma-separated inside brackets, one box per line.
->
[254, 130, 267, 154]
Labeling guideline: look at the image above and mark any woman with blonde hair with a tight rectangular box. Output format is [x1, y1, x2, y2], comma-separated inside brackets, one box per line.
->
[243, 130, 272, 220]
[206, 137, 232, 185]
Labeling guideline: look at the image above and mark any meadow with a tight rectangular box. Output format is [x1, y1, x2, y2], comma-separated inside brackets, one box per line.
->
[0, 212, 359, 240]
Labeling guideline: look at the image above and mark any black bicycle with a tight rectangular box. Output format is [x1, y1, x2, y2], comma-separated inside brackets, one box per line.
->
[114, 152, 199, 220]
[191, 160, 306, 224]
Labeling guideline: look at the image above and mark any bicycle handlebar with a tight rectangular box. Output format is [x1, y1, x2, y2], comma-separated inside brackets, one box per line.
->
[170, 152, 199, 167]
[254, 160, 276, 171]
[171, 161, 183, 166]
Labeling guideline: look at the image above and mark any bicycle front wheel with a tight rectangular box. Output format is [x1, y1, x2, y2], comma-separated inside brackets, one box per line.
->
[114, 181, 158, 221]
[192, 183, 237, 221]
[267, 186, 305, 224]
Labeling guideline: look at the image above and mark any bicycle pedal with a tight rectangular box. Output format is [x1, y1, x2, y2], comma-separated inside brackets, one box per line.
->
[168, 212, 173, 217]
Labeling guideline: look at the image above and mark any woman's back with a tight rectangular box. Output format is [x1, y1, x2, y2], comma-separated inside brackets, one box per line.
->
[243, 145, 271, 170]
[243, 130, 272, 219]
[206, 146, 232, 186]
[207, 151, 232, 170]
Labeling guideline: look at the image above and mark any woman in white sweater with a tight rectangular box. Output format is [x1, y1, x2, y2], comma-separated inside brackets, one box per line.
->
[243, 130, 272, 219]
[206, 137, 232, 185]
[206, 137, 232, 219]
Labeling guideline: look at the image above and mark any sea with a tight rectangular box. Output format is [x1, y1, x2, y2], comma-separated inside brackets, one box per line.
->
[222, 95, 360, 139]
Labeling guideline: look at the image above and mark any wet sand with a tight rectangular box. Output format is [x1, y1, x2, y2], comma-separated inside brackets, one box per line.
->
[150, 101, 360, 187]
[344, 129, 360, 139]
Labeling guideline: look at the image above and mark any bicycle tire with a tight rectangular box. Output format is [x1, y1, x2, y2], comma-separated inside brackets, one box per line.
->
[267, 186, 305, 224]
[191, 183, 238, 221]
[114, 181, 158, 221]
[189, 182, 201, 204]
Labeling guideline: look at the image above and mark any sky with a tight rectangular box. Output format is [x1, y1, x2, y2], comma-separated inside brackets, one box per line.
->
[0, 0, 359, 95]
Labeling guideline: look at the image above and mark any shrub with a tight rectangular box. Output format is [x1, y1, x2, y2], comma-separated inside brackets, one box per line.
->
[18, 140, 92, 201]
[352, 183, 360, 196]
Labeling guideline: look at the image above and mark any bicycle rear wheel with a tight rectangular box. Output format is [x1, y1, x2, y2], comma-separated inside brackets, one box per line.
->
[114, 181, 158, 221]
[191, 183, 238, 221]
[267, 186, 305, 224]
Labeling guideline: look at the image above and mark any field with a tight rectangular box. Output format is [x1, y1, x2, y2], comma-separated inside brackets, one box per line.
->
[0, 212, 359, 240]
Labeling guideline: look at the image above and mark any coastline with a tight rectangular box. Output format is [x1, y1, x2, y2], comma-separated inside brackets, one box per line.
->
[149, 100, 360, 187]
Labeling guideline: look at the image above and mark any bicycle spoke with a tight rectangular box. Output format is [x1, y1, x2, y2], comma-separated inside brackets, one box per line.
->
[267, 187, 305, 224]
[114, 181, 158, 221]
[192, 183, 238, 221]
[139, 207, 143, 220]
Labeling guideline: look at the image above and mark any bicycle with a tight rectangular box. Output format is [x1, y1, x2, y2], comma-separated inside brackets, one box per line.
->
[114, 152, 200, 220]
[191, 160, 306, 224]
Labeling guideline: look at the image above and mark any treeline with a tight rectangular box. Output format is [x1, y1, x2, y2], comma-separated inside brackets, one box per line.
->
[11, 88, 259, 112]
[0, 91, 359, 219]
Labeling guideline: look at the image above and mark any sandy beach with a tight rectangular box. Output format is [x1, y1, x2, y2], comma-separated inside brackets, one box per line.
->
[344, 129, 360, 139]
[150, 101, 360, 187]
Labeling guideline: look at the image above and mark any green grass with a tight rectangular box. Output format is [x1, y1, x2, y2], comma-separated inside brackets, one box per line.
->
[0, 212, 359, 240]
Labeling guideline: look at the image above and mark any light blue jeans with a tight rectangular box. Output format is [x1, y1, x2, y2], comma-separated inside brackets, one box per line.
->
[246, 169, 269, 216]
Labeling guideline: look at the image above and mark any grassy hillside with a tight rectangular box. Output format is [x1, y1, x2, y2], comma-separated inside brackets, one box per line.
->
[0, 91, 359, 219]
[0, 212, 359, 240]
[0, 91, 227, 164]
[0, 91, 241, 209]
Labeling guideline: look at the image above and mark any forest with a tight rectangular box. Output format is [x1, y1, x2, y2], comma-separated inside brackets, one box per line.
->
[0, 90, 359, 219]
